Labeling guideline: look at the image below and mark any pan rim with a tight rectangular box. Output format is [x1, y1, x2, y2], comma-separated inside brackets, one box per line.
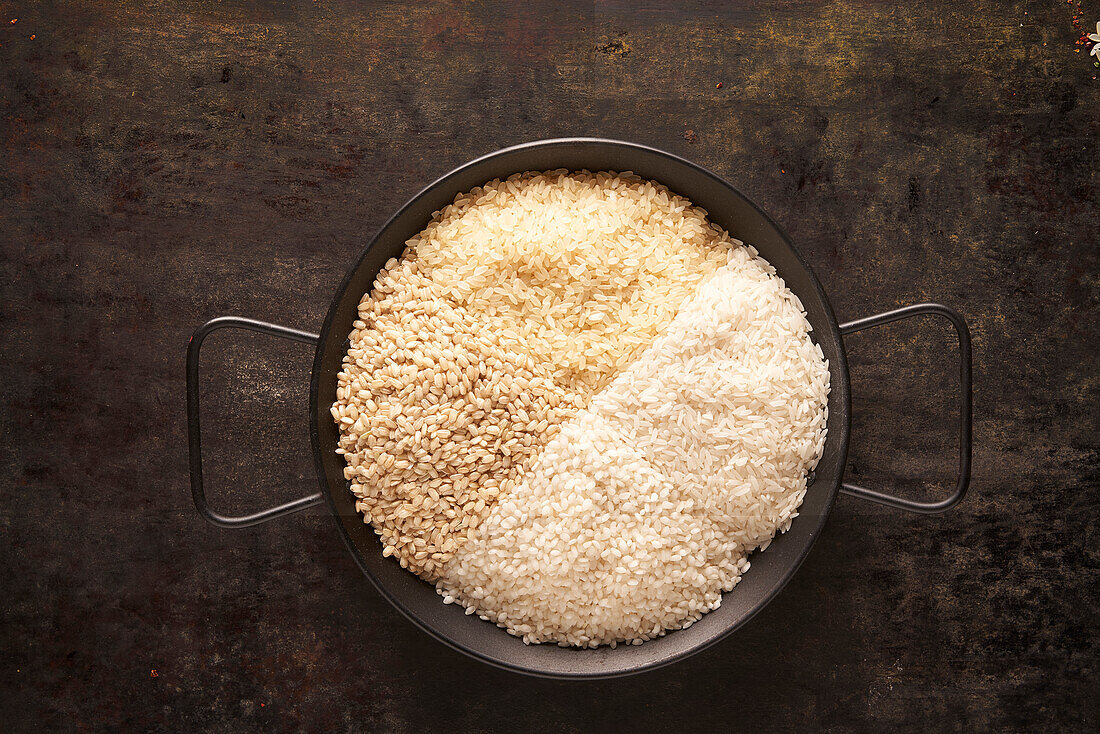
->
[308, 137, 852, 679]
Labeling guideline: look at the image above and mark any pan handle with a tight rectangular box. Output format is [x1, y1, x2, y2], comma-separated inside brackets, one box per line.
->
[187, 316, 325, 528]
[838, 303, 972, 514]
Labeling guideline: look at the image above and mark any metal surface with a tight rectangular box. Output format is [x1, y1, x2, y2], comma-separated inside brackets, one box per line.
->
[839, 304, 973, 513]
[9, 0, 1094, 722]
[187, 316, 324, 528]
[188, 139, 971, 678]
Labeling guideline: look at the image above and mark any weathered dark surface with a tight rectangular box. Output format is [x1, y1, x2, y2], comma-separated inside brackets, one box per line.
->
[1, 0, 1097, 730]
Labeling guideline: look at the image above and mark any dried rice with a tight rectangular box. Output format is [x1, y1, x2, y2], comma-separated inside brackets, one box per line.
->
[333, 170, 829, 644]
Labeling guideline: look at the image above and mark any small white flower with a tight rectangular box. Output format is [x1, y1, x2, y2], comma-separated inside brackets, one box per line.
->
[1089, 22, 1100, 43]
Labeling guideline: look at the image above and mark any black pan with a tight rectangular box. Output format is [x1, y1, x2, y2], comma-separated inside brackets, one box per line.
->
[186, 138, 972, 679]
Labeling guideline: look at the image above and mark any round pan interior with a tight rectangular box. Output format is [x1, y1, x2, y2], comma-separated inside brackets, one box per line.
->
[309, 138, 852, 679]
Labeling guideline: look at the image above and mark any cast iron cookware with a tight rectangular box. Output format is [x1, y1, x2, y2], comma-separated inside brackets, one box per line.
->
[187, 138, 972, 679]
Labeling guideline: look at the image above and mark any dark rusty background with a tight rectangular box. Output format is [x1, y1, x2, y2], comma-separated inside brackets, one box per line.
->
[2, 0, 1097, 731]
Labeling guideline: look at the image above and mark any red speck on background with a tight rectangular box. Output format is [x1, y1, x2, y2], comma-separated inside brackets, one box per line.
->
[260, 703, 266, 708]
[716, 82, 723, 89]
[9, 18, 17, 23]
[780, 169, 786, 174]
[30, 34, 35, 39]
[150, 669, 158, 678]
